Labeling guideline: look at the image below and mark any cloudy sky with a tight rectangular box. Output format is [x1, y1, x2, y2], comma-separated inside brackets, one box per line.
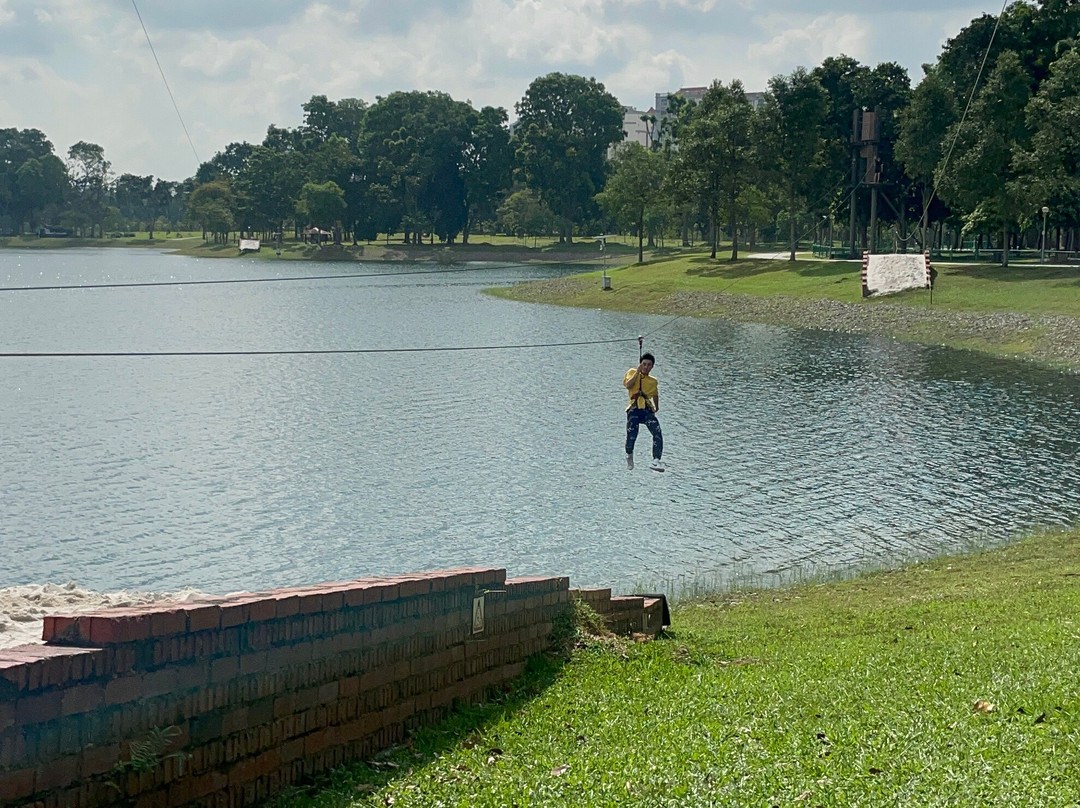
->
[0, 0, 1003, 181]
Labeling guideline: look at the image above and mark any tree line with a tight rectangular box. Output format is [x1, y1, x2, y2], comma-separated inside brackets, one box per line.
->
[1, 0, 1077, 266]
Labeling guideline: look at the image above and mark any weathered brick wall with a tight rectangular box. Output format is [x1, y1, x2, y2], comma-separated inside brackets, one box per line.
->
[0, 568, 575, 808]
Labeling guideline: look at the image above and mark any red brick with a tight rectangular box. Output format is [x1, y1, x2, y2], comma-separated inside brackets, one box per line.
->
[365, 582, 400, 605]
[397, 577, 432, 598]
[247, 597, 277, 622]
[34, 753, 80, 792]
[210, 655, 240, 683]
[274, 594, 301, 618]
[79, 743, 121, 778]
[15, 689, 63, 723]
[150, 608, 189, 638]
[103, 675, 144, 706]
[87, 612, 152, 644]
[186, 604, 222, 633]
[0, 768, 35, 802]
[60, 682, 105, 716]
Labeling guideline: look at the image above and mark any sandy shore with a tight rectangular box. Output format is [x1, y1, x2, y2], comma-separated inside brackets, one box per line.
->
[0, 582, 204, 650]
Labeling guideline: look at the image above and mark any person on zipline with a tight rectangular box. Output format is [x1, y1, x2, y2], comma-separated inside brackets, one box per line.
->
[623, 353, 664, 471]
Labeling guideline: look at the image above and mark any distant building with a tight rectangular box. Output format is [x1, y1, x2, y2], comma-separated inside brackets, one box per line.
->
[620, 106, 655, 149]
[654, 86, 766, 120]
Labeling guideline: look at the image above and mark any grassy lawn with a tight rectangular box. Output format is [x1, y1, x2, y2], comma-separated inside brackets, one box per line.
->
[274, 530, 1080, 807]
[493, 254, 1080, 318]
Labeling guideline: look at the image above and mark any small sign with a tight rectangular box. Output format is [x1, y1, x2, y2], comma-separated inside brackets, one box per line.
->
[472, 595, 485, 634]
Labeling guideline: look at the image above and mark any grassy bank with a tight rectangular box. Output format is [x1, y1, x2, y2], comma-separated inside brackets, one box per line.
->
[274, 530, 1080, 807]
[490, 255, 1080, 370]
[0, 232, 643, 266]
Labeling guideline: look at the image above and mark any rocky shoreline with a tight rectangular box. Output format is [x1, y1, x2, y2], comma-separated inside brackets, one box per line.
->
[501, 275, 1080, 372]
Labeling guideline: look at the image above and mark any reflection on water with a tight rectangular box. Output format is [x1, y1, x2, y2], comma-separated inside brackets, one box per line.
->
[2, 248, 1079, 595]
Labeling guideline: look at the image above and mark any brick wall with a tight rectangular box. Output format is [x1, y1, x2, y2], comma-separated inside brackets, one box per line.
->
[0, 569, 664, 808]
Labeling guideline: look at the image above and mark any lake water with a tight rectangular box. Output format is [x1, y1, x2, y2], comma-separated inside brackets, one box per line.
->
[2, 248, 1079, 596]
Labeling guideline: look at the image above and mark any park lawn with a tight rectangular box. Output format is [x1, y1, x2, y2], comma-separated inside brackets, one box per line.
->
[492, 254, 1080, 320]
[274, 529, 1080, 808]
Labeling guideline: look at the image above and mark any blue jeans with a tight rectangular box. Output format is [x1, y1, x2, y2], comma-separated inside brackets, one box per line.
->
[626, 407, 662, 459]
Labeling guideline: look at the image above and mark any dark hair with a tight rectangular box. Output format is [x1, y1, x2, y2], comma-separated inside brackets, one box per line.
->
[641, 352, 655, 363]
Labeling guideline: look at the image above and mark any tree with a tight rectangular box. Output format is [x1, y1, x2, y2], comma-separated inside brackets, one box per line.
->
[235, 145, 303, 238]
[187, 180, 236, 243]
[513, 73, 624, 243]
[0, 128, 66, 234]
[301, 95, 368, 145]
[896, 67, 958, 248]
[194, 141, 254, 184]
[66, 141, 111, 238]
[936, 50, 1032, 265]
[114, 173, 155, 231]
[296, 181, 346, 242]
[595, 143, 667, 263]
[13, 155, 67, 232]
[460, 106, 512, 243]
[758, 68, 829, 260]
[497, 188, 556, 243]
[670, 80, 756, 259]
[359, 91, 476, 244]
[1016, 45, 1080, 239]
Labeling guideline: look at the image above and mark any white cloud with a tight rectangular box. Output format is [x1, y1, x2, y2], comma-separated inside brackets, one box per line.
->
[0, 0, 1010, 179]
[748, 12, 872, 70]
[605, 49, 694, 105]
[472, 0, 644, 64]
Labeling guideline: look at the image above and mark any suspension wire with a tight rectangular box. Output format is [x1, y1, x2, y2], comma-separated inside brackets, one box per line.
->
[130, 0, 200, 167]
[0, 264, 531, 293]
[0, 336, 636, 360]
[916, 0, 1010, 232]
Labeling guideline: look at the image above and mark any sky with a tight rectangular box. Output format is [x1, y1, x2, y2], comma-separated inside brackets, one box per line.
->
[0, 0, 1006, 182]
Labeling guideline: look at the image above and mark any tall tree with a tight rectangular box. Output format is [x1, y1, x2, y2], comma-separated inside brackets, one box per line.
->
[66, 141, 111, 238]
[0, 128, 64, 233]
[359, 91, 476, 244]
[513, 73, 624, 243]
[1016, 45, 1080, 239]
[296, 180, 346, 242]
[460, 106, 512, 244]
[936, 50, 1032, 265]
[896, 67, 958, 248]
[758, 68, 829, 261]
[670, 80, 756, 259]
[187, 179, 236, 243]
[12, 155, 67, 232]
[595, 142, 667, 263]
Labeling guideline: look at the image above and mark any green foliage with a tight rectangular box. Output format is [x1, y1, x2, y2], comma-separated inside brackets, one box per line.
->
[595, 143, 667, 262]
[513, 72, 624, 242]
[936, 51, 1032, 262]
[497, 188, 557, 240]
[670, 80, 756, 260]
[187, 179, 236, 241]
[296, 180, 346, 232]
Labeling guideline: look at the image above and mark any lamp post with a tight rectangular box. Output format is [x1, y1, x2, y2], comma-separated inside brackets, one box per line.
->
[1040, 206, 1050, 264]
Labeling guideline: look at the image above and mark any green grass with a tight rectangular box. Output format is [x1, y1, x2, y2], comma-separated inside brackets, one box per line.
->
[273, 530, 1080, 807]
[489, 254, 1080, 369]
[494, 254, 1080, 317]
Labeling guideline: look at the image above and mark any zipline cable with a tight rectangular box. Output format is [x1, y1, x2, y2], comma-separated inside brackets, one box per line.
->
[0, 336, 636, 359]
[130, 0, 200, 167]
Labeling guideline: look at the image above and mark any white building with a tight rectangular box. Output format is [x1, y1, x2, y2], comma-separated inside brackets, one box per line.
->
[620, 106, 655, 149]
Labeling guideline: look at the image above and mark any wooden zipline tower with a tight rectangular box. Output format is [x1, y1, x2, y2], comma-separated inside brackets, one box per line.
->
[849, 107, 883, 257]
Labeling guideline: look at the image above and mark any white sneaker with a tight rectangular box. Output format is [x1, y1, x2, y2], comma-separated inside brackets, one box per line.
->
[649, 459, 665, 472]
[626, 453, 634, 470]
